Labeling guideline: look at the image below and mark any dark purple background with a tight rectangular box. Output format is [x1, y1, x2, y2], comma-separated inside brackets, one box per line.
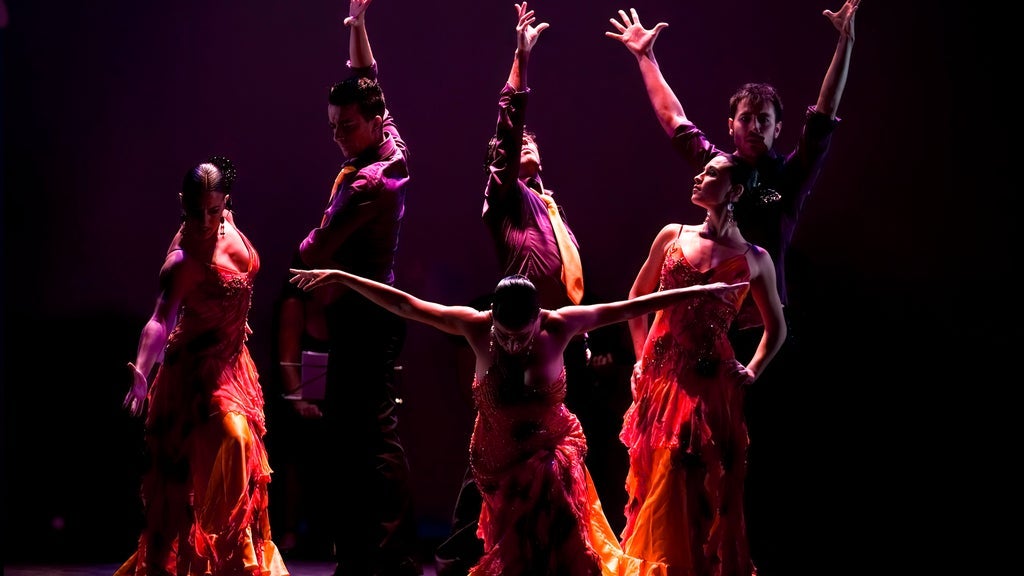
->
[3, 0, 962, 568]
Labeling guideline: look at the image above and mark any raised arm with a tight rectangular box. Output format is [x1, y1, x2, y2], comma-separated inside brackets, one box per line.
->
[289, 268, 482, 337]
[483, 3, 548, 214]
[815, 0, 859, 119]
[606, 8, 685, 136]
[507, 2, 548, 92]
[345, 0, 374, 68]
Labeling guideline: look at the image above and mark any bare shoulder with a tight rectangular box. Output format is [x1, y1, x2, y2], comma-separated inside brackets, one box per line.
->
[745, 243, 776, 276]
[652, 222, 684, 247]
[159, 247, 188, 276]
[464, 314, 495, 350]
[539, 308, 565, 329]
[158, 247, 203, 291]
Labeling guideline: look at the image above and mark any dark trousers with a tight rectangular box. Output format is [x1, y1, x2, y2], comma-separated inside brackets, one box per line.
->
[325, 293, 420, 576]
[734, 309, 804, 576]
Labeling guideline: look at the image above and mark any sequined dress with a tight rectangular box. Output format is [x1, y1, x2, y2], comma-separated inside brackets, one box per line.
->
[469, 352, 665, 576]
[619, 233, 753, 576]
[116, 233, 288, 576]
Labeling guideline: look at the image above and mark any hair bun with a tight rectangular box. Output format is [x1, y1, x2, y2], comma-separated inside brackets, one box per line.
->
[208, 155, 237, 191]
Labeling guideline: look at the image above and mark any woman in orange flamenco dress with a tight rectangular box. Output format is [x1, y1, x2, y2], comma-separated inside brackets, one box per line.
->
[117, 156, 288, 576]
[622, 154, 786, 576]
[288, 267, 747, 576]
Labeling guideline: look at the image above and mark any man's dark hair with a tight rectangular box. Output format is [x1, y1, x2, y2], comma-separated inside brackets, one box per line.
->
[484, 127, 538, 173]
[328, 76, 385, 120]
[729, 82, 784, 123]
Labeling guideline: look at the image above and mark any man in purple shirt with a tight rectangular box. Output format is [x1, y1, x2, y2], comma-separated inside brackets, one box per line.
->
[296, 1, 419, 574]
[607, 2, 860, 574]
[434, 4, 592, 575]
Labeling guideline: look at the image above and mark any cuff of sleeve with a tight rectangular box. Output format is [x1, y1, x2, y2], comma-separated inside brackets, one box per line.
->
[347, 60, 379, 79]
[805, 105, 841, 126]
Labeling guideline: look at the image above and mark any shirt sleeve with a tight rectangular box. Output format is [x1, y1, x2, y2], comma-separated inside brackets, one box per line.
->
[482, 83, 529, 219]
[670, 120, 725, 176]
[298, 168, 391, 267]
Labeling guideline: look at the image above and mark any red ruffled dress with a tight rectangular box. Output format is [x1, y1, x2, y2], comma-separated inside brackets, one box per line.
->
[116, 234, 288, 576]
[469, 354, 665, 576]
[620, 236, 753, 576]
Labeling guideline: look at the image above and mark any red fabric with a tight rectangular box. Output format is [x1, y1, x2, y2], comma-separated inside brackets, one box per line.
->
[620, 239, 754, 576]
[117, 236, 288, 576]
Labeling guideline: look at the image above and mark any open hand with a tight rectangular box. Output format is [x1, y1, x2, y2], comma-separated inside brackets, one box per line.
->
[344, 0, 373, 27]
[122, 362, 148, 418]
[514, 2, 549, 54]
[289, 268, 342, 292]
[704, 281, 750, 304]
[605, 8, 668, 58]
[824, 0, 859, 40]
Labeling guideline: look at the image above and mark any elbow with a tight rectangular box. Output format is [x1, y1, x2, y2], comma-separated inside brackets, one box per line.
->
[772, 322, 788, 353]
[298, 238, 327, 268]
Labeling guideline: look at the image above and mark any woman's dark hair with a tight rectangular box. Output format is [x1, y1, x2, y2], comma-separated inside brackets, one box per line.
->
[491, 274, 540, 330]
[719, 153, 759, 192]
[181, 155, 236, 217]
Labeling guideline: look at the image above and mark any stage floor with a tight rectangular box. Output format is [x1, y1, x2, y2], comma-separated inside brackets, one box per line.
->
[3, 562, 439, 576]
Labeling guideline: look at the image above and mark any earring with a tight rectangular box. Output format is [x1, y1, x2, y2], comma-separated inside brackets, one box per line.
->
[219, 216, 226, 237]
[726, 202, 735, 225]
[489, 326, 495, 354]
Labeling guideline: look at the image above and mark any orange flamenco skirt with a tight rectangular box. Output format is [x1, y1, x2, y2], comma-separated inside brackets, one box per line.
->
[114, 410, 288, 576]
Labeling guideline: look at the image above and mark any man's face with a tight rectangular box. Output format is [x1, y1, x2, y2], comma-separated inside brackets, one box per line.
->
[518, 134, 542, 179]
[728, 98, 781, 161]
[328, 103, 379, 159]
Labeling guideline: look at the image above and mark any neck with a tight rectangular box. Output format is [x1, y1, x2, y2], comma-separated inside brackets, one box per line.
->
[702, 212, 734, 240]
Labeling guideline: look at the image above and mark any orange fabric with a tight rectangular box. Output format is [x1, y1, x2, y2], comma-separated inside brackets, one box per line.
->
[116, 235, 288, 576]
[585, 469, 667, 576]
[320, 165, 357, 227]
[536, 192, 584, 304]
[619, 235, 753, 576]
[469, 366, 663, 576]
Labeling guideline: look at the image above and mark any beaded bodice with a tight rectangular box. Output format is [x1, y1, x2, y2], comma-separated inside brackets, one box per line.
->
[470, 363, 583, 488]
[639, 239, 749, 379]
[166, 233, 259, 366]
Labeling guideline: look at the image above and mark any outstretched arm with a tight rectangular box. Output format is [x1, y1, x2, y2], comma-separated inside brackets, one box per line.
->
[815, 0, 859, 119]
[606, 8, 685, 136]
[289, 268, 481, 337]
[345, 0, 374, 68]
[507, 2, 548, 92]
[559, 280, 749, 340]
